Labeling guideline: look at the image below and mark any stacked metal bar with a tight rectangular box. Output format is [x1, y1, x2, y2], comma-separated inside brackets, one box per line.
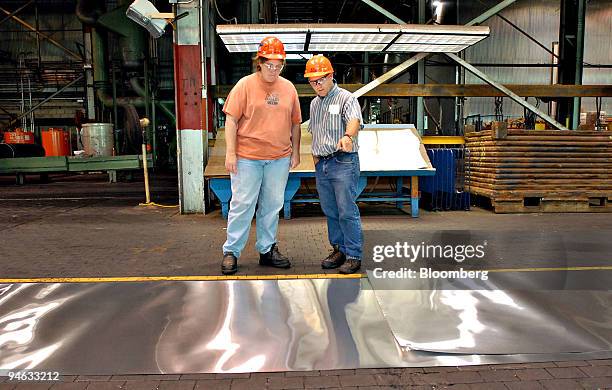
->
[465, 129, 612, 213]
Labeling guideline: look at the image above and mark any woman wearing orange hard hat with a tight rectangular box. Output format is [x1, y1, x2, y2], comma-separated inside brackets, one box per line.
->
[220, 36, 302, 275]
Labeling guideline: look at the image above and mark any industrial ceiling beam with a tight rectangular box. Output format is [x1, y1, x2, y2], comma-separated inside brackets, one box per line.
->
[446, 53, 568, 130]
[353, 53, 428, 98]
[466, 0, 517, 26]
[216, 84, 612, 98]
[350, 0, 517, 98]
[360, 0, 406, 24]
[0, 6, 82, 61]
[0, 0, 33, 28]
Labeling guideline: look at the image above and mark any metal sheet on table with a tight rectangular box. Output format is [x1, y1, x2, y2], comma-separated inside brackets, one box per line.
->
[205, 125, 433, 178]
[367, 271, 612, 355]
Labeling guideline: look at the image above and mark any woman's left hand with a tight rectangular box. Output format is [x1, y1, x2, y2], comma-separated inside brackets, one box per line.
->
[291, 151, 300, 169]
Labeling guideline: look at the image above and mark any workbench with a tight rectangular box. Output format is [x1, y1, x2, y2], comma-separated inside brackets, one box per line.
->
[205, 125, 435, 219]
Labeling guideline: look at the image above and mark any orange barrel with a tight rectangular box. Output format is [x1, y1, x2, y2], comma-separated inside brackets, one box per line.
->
[3, 129, 35, 144]
[41, 128, 70, 156]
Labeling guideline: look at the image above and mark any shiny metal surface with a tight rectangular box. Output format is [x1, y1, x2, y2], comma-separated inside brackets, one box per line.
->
[0, 279, 403, 374]
[368, 271, 612, 355]
[1, 279, 611, 375]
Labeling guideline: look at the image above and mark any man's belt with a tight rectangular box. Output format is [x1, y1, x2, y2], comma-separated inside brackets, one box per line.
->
[315, 150, 345, 160]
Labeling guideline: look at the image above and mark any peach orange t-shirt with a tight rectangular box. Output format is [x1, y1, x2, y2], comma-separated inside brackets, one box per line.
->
[223, 73, 302, 160]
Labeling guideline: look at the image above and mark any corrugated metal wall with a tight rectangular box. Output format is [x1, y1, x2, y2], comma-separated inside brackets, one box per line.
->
[583, 0, 612, 98]
[463, 0, 611, 119]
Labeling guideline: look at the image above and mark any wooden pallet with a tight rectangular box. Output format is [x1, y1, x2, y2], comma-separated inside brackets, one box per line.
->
[490, 196, 612, 213]
[465, 130, 612, 213]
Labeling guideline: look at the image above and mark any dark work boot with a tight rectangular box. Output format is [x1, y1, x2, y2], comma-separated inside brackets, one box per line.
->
[321, 245, 346, 269]
[259, 244, 291, 269]
[338, 258, 361, 274]
[221, 253, 238, 275]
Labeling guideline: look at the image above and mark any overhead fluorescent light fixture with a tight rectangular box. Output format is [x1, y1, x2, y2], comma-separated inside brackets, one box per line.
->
[310, 33, 396, 44]
[309, 43, 388, 51]
[388, 43, 468, 52]
[224, 43, 305, 53]
[216, 24, 489, 54]
[395, 34, 484, 45]
[219, 33, 306, 45]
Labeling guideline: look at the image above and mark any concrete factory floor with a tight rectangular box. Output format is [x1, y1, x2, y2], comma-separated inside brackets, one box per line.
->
[0, 171, 611, 389]
[1, 171, 611, 279]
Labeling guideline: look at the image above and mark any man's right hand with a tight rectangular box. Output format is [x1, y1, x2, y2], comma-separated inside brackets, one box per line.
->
[225, 153, 237, 174]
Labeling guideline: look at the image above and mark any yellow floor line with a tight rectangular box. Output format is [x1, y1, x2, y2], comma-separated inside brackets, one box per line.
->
[0, 273, 364, 284]
[1, 266, 609, 284]
[485, 265, 612, 273]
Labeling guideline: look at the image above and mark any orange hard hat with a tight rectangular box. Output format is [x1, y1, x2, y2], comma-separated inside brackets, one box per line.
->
[304, 55, 334, 78]
[257, 36, 286, 60]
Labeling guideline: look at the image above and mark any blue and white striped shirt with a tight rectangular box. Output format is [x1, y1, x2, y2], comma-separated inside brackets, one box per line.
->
[308, 83, 363, 157]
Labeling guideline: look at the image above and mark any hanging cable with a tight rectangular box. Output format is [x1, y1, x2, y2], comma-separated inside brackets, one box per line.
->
[595, 97, 603, 130]
[494, 96, 504, 122]
[336, 0, 349, 23]
[524, 97, 536, 129]
[212, 0, 237, 24]
[423, 99, 441, 131]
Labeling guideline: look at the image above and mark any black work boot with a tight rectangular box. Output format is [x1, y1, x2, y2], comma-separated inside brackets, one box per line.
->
[259, 244, 291, 269]
[338, 258, 361, 274]
[221, 253, 238, 275]
[321, 245, 346, 269]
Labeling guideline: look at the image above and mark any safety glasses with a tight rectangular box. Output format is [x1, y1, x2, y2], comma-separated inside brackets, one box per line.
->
[309, 74, 330, 87]
[263, 62, 284, 72]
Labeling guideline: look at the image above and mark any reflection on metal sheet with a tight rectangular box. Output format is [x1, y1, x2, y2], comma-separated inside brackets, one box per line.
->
[0, 279, 403, 374]
[0, 279, 611, 375]
[367, 271, 612, 354]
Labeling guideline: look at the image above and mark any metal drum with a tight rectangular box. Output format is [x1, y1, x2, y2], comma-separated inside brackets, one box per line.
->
[81, 123, 114, 157]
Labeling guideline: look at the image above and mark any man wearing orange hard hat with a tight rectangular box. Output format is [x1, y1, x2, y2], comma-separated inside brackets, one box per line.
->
[220, 36, 302, 275]
[305, 54, 363, 274]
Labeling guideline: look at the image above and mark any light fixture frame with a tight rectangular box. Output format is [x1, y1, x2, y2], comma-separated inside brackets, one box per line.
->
[216, 23, 490, 54]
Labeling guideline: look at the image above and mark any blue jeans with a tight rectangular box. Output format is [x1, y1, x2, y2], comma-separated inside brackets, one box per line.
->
[223, 156, 290, 258]
[315, 152, 363, 260]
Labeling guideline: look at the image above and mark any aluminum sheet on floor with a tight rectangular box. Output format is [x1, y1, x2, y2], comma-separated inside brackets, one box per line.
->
[0, 279, 404, 374]
[367, 270, 612, 355]
[1, 279, 611, 375]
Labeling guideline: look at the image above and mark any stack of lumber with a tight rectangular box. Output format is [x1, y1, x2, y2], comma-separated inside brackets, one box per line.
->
[465, 129, 612, 213]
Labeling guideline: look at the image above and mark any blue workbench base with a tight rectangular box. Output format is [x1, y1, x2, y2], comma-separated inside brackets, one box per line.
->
[209, 169, 434, 219]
